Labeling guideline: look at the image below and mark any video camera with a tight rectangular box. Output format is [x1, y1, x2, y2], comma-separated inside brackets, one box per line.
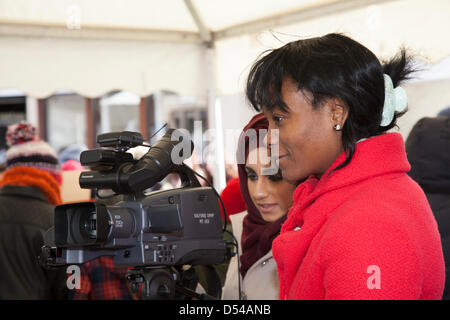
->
[41, 129, 230, 300]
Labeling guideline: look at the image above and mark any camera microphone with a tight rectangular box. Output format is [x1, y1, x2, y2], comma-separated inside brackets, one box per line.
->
[79, 129, 193, 193]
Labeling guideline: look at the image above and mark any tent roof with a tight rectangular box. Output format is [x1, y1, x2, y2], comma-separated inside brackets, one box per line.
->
[1, 0, 449, 98]
[0, 0, 349, 34]
[100, 90, 141, 106]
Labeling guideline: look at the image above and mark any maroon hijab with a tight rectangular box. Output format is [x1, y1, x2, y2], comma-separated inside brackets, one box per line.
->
[237, 113, 288, 278]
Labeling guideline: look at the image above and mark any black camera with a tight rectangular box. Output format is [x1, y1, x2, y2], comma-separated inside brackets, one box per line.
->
[41, 129, 230, 299]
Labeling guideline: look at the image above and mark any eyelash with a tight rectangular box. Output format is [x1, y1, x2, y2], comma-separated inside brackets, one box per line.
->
[247, 173, 282, 182]
[272, 115, 284, 126]
[268, 172, 283, 182]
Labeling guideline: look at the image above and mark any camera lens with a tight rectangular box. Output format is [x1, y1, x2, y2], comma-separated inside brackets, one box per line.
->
[81, 211, 97, 239]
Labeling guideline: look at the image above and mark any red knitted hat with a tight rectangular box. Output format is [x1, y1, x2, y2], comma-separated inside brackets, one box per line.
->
[5, 121, 62, 184]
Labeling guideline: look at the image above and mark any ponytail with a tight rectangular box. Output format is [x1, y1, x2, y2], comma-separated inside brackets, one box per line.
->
[382, 48, 416, 87]
[378, 49, 417, 132]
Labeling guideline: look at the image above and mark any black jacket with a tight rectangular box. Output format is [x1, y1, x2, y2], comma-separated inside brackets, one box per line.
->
[406, 116, 450, 300]
[0, 185, 66, 299]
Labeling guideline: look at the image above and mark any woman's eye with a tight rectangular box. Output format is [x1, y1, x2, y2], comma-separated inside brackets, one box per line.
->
[268, 171, 283, 182]
[247, 173, 257, 181]
[272, 115, 284, 125]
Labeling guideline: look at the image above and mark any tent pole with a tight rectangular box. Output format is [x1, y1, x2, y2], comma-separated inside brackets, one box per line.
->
[37, 98, 47, 141]
[206, 47, 226, 192]
[183, 0, 212, 43]
[85, 98, 94, 149]
[183, 0, 226, 191]
[139, 97, 148, 141]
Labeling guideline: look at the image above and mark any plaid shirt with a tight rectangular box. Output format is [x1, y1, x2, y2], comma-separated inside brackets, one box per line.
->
[67, 256, 134, 300]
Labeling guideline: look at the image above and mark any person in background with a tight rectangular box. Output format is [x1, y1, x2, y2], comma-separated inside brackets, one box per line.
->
[245, 33, 444, 299]
[58, 144, 87, 165]
[0, 121, 66, 299]
[225, 163, 238, 182]
[193, 162, 214, 187]
[67, 255, 134, 300]
[160, 173, 181, 190]
[222, 113, 297, 300]
[405, 108, 450, 299]
[220, 176, 246, 222]
[61, 159, 84, 171]
[437, 106, 450, 117]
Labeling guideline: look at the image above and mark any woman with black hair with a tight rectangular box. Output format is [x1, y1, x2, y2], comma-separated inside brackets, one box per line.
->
[246, 33, 445, 300]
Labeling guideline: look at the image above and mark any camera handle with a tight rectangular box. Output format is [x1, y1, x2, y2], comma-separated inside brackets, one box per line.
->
[172, 163, 202, 189]
[120, 162, 201, 201]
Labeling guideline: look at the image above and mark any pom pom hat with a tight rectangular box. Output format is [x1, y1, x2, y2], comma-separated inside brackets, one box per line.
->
[5, 121, 62, 184]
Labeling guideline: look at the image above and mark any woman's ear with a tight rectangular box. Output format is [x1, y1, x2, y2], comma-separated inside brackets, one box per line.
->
[330, 98, 349, 128]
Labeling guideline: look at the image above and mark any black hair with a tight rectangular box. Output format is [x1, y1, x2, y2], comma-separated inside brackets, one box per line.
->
[246, 33, 416, 172]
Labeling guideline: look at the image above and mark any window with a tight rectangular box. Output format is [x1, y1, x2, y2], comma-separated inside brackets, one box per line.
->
[46, 92, 86, 153]
[99, 91, 140, 133]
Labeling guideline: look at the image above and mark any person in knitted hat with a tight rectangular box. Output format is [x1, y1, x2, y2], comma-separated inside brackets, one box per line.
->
[0, 121, 66, 299]
[1, 121, 62, 204]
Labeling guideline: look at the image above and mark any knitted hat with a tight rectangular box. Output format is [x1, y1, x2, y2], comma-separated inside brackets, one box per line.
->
[61, 159, 84, 171]
[438, 106, 450, 117]
[5, 121, 62, 184]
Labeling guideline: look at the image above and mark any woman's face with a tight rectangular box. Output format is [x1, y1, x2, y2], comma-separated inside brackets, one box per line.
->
[264, 77, 346, 183]
[245, 147, 296, 222]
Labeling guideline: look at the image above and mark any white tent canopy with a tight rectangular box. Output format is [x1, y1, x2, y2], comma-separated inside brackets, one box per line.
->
[1, 0, 450, 98]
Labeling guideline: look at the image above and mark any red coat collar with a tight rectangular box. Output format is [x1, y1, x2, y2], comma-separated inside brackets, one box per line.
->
[281, 133, 410, 233]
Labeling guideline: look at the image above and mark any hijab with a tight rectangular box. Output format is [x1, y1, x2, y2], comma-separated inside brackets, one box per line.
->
[237, 113, 288, 278]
